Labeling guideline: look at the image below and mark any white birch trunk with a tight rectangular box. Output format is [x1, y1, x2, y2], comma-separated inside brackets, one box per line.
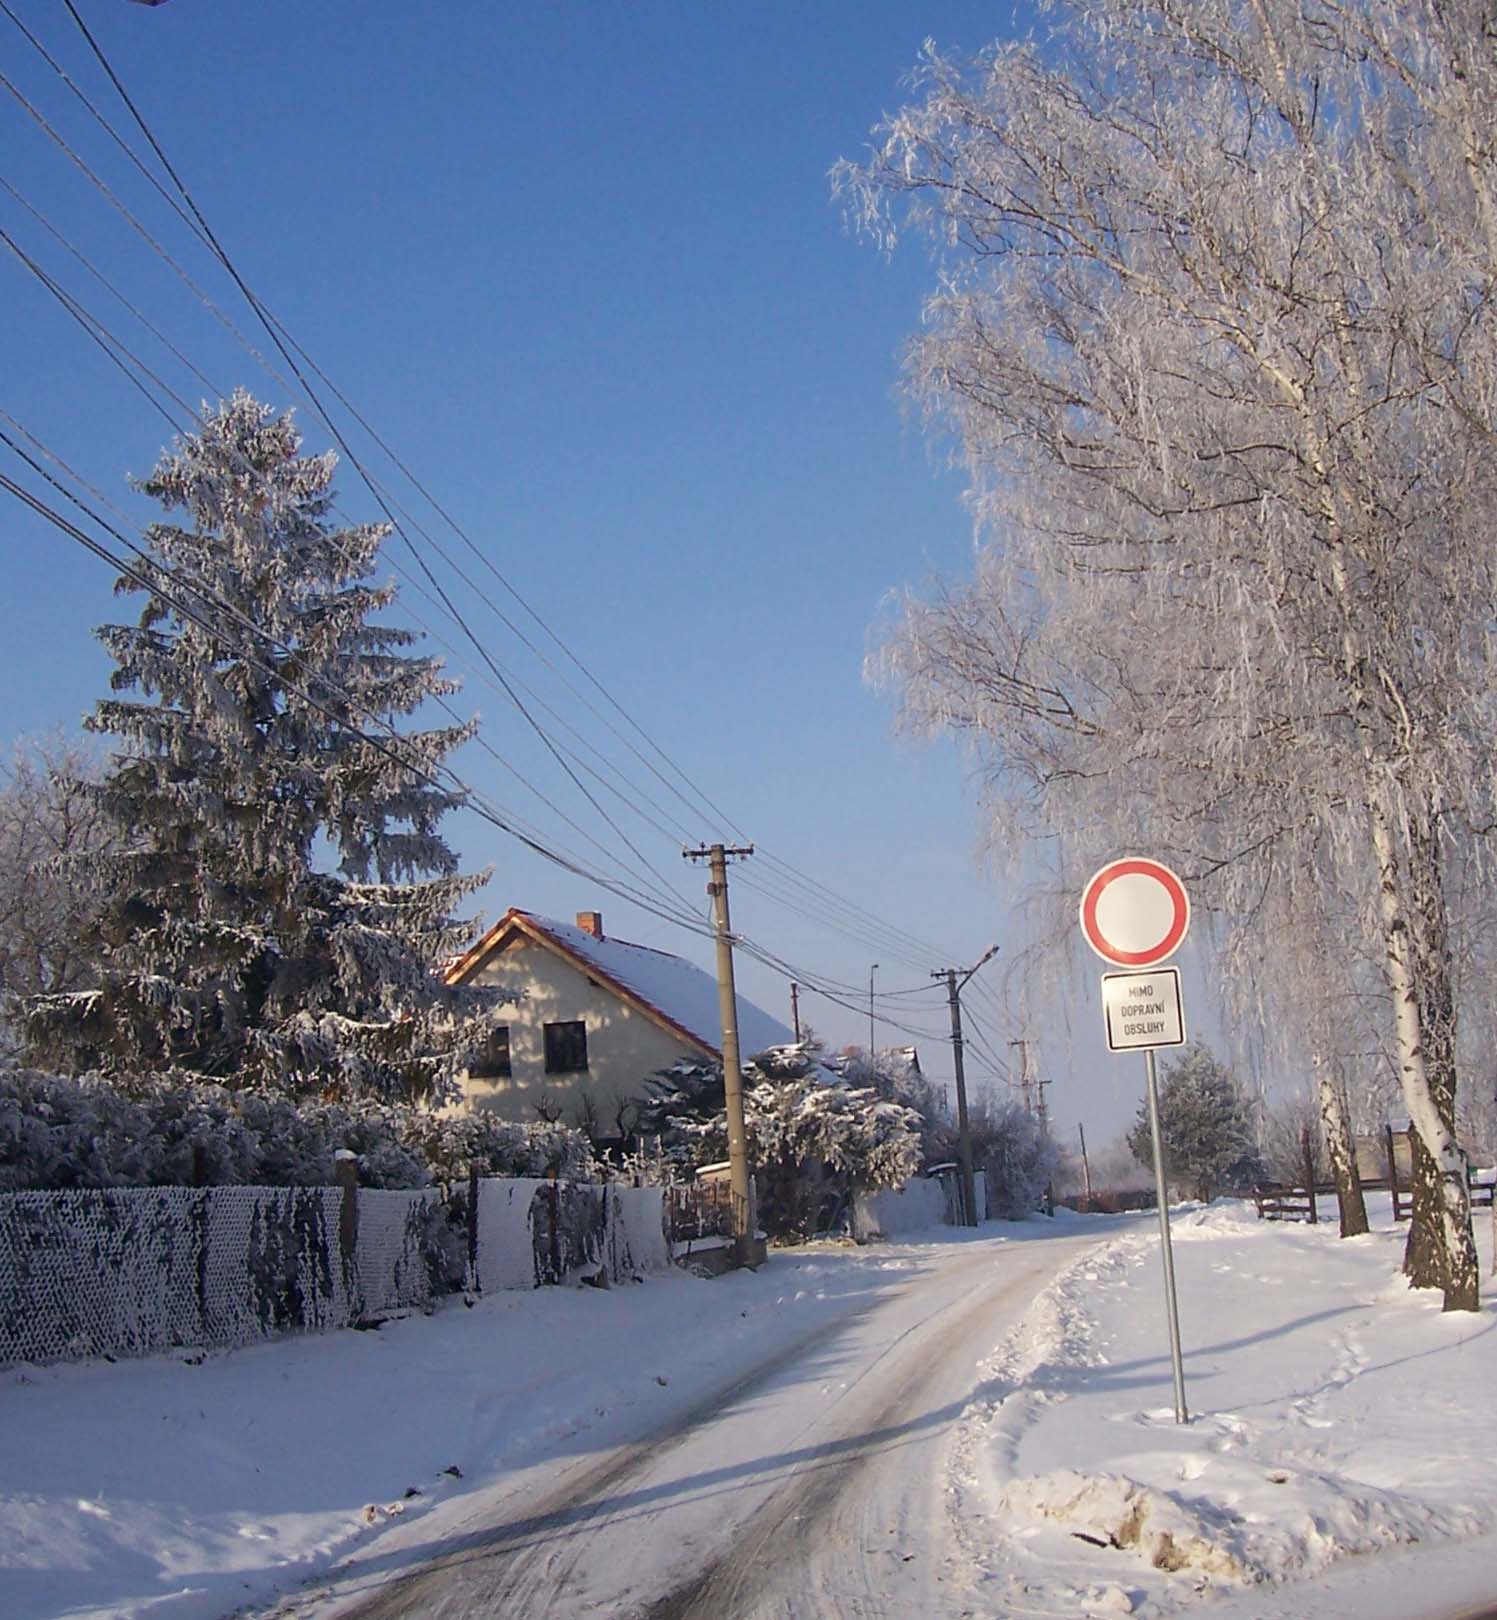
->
[1370, 799, 1478, 1310]
[1316, 1060, 1367, 1239]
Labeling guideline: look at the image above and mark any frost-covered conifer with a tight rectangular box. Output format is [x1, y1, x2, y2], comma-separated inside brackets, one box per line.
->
[21, 392, 488, 1102]
[641, 1045, 921, 1238]
[1127, 1043, 1263, 1204]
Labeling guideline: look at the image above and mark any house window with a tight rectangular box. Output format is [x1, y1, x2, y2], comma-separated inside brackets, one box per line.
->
[543, 1019, 588, 1074]
[471, 1025, 511, 1079]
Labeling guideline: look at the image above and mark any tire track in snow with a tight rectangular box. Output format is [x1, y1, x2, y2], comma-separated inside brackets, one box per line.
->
[276, 1232, 1107, 1620]
[643, 1241, 1102, 1620]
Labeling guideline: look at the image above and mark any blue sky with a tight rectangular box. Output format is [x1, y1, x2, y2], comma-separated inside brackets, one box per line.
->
[0, 0, 1195, 1145]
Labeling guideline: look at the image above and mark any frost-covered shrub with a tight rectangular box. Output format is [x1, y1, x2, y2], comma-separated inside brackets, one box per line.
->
[229, 1092, 430, 1189]
[398, 1109, 596, 1185]
[634, 1058, 725, 1169]
[749, 1070, 922, 1239]
[0, 1067, 159, 1189]
[642, 1046, 922, 1239]
[832, 1047, 949, 1166]
[978, 1099, 1059, 1219]
[0, 1067, 593, 1190]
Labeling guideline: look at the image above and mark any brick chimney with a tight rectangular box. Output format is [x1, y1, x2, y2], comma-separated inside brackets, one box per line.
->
[575, 910, 604, 940]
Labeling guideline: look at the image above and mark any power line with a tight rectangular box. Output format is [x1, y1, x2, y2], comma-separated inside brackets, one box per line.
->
[46, 4, 705, 931]
[6, 16, 1005, 1016]
[0, 193, 702, 925]
[0, 172, 222, 397]
[41, 9, 987, 987]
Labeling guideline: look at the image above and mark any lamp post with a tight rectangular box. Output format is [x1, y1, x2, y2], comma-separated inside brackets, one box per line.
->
[868, 963, 878, 1055]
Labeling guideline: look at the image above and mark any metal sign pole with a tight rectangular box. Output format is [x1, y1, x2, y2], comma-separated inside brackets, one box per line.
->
[1144, 1046, 1188, 1423]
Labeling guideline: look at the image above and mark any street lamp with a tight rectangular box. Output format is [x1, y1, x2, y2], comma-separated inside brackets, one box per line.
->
[868, 963, 879, 1054]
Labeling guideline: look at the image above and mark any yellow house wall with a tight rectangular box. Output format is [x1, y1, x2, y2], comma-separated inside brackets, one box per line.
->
[459, 937, 712, 1132]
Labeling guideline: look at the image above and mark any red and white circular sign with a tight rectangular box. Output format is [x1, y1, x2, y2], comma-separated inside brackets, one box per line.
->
[1079, 858, 1190, 967]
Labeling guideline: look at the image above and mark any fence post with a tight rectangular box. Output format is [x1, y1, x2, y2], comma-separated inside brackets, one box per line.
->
[334, 1152, 359, 1319]
[466, 1162, 481, 1293]
[1385, 1124, 1405, 1220]
[334, 1152, 359, 1252]
[1301, 1127, 1318, 1225]
[547, 1176, 561, 1282]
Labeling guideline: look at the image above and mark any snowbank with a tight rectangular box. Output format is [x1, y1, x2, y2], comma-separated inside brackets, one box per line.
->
[951, 1192, 1497, 1619]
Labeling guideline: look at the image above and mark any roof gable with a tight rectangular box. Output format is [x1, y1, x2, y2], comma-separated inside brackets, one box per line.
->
[446, 909, 798, 1061]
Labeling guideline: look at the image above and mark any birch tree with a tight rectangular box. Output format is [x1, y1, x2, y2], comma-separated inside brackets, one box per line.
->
[840, 0, 1497, 1308]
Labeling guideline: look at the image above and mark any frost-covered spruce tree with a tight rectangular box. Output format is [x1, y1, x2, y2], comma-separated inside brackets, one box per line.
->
[21, 392, 487, 1103]
[1127, 1044, 1263, 1204]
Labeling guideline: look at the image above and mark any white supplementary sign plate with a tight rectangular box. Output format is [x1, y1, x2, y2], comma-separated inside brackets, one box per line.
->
[1100, 967, 1186, 1052]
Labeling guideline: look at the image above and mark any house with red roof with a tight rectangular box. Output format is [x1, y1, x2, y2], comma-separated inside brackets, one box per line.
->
[443, 909, 798, 1137]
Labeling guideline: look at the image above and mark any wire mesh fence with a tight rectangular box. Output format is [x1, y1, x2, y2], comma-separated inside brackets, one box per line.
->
[0, 1184, 436, 1367]
[0, 1175, 682, 1368]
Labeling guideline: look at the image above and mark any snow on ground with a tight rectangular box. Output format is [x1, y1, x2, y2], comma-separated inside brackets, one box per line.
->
[3, 1195, 1497, 1620]
[953, 1194, 1497, 1620]
[0, 1238, 937, 1620]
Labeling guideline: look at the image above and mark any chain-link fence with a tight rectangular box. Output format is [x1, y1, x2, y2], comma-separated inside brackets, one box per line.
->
[0, 1176, 674, 1368]
[0, 1184, 436, 1367]
[470, 1178, 668, 1292]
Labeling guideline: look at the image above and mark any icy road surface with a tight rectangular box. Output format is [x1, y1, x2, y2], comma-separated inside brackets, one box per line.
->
[269, 1228, 1102, 1620]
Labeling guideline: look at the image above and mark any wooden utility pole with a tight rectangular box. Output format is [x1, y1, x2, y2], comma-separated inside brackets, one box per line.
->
[932, 945, 998, 1228]
[684, 842, 760, 1266]
[790, 981, 801, 1041]
[1078, 1123, 1094, 1207]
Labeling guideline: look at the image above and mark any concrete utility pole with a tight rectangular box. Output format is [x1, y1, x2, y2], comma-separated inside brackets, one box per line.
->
[1010, 1037, 1051, 1134]
[932, 945, 999, 1228]
[790, 981, 801, 1042]
[684, 843, 760, 1266]
[1010, 1038, 1033, 1117]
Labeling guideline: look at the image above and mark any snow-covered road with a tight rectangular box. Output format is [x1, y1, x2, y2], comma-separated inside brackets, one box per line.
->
[270, 1227, 1106, 1620]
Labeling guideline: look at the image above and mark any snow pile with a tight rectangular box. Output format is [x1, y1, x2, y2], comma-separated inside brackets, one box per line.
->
[956, 1193, 1497, 1618]
[999, 1459, 1479, 1589]
[1004, 1468, 1252, 1579]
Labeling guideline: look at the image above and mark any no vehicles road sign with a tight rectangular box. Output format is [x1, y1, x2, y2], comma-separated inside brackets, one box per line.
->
[1082, 856, 1192, 1424]
[1100, 967, 1186, 1052]
[1080, 858, 1190, 968]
